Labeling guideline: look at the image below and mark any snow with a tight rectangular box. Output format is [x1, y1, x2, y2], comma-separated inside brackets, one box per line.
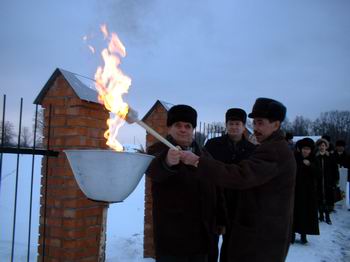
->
[1, 154, 349, 261]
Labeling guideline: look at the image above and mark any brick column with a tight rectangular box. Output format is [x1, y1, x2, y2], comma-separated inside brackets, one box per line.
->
[38, 75, 110, 261]
[143, 104, 168, 258]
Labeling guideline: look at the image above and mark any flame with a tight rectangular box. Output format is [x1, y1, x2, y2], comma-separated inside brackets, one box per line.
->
[88, 45, 95, 54]
[94, 24, 131, 151]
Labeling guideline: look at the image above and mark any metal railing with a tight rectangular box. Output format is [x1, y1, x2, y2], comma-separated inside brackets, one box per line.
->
[0, 95, 58, 262]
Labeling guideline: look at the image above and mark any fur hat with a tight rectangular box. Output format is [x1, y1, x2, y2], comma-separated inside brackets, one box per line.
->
[335, 140, 346, 147]
[321, 134, 331, 142]
[297, 138, 315, 151]
[225, 108, 247, 123]
[248, 97, 286, 122]
[316, 138, 329, 149]
[167, 104, 197, 128]
[285, 132, 293, 140]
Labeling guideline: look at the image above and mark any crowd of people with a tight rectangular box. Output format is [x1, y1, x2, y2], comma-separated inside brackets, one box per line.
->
[288, 133, 350, 245]
[145, 97, 349, 262]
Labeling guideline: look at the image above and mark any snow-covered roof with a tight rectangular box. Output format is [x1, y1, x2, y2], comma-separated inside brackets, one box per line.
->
[158, 100, 173, 111]
[293, 136, 321, 142]
[34, 68, 101, 105]
[142, 99, 174, 121]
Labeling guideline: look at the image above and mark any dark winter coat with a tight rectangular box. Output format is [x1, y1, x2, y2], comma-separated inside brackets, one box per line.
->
[314, 152, 339, 207]
[196, 130, 297, 262]
[146, 136, 218, 257]
[205, 135, 256, 224]
[333, 151, 350, 182]
[293, 152, 319, 235]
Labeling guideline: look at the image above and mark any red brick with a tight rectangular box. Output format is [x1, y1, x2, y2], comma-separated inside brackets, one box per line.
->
[41, 97, 66, 107]
[54, 127, 88, 137]
[45, 238, 61, 248]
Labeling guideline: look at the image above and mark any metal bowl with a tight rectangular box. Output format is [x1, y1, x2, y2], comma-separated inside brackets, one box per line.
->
[64, 150, 154, 203]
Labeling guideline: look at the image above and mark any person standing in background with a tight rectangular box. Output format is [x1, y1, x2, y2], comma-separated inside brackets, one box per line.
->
[292, 138, 319, 244]
[314, 138, 339, 224]
[205, 108, 256, 262]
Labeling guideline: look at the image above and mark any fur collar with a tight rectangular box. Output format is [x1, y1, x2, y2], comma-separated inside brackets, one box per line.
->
[316, 150, 330, 157]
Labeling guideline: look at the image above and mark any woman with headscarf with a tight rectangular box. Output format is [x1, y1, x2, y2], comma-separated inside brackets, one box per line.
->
[314, 138, 339, 225]
[292, 138, 319, 244]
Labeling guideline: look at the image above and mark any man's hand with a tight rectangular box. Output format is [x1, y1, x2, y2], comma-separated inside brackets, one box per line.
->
[180, 151, 200, 167]
[166, 148, 182, 166]
[303, 159, 311, 166]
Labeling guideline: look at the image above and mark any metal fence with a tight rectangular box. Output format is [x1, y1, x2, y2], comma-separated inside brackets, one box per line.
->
[0, 95, 58, 262]
[194, 122, 226, 147]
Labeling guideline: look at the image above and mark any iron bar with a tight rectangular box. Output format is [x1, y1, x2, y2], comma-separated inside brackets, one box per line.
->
[11, 98, 23, 262]
[0, 94, 6, 198]
[42, 104, 52, 261]
[26, 104, 38, 262]
[0, 147, 58, 156]
[0, 94, 6, 249]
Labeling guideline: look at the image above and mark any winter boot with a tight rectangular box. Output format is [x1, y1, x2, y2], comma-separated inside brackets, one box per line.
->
[325, 213, 332, 225]
[319, 214, 324, 222]
[291, 233, 295, 244]
[300, 234, 308, 244]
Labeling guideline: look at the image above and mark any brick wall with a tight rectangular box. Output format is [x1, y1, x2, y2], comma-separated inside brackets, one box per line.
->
[38, 75, 110, 261]
[143, 103, 168, 258]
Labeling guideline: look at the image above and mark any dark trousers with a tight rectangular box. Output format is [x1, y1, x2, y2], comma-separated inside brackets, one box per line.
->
[208, 234, 219, 262]
[208, 232, 230, 262]
[156, 254, 208, 262]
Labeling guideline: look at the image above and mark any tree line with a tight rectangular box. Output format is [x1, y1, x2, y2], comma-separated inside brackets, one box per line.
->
[0, 109, 44, 148]
[1, 110, 350, 150]
[281, 110, 350, 149]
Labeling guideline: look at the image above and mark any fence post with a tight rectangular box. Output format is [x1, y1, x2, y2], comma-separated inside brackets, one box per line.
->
[37, 73, 109, 261]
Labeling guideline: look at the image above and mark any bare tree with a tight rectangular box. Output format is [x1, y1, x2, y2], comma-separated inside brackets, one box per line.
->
[291, 116, 312, 136]
[281, 117, 293, 134]
[32, 108, 44, 147]
[20, 126, 32, 147]
[0, 121, 16, 146]
[312, 110, 350, 149]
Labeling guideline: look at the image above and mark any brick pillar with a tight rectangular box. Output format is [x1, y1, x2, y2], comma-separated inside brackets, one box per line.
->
[143, 104, 168, 258]
[38, 75, 110, 261]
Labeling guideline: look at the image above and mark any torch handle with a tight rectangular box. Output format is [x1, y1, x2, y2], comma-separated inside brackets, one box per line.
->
[136, 120, 179, 150]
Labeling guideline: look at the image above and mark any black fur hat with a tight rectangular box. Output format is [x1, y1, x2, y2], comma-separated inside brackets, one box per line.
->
[297, 138, 315, 151]
[167, 104, 197, 128]
[248, 97, 286, 122]
[335, 140, 346, 147]
[225, 108, 247, 123]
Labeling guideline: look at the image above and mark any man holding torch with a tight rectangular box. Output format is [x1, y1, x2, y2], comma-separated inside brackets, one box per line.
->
[180, 98, 296, 262]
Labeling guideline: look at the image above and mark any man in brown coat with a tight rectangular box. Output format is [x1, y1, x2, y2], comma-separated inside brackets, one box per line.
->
[180, 98, 296, 262]
[146, 104, 219, 262]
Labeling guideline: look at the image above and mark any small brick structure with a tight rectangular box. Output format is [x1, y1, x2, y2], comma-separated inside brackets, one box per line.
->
[34, 68, 110, 261]
[141, 100, 173, 258]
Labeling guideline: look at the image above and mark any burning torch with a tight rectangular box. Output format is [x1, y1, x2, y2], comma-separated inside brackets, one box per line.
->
[125, 107, 178, 150]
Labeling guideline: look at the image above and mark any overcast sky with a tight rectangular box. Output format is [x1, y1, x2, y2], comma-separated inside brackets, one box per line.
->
[1, 0, 349, 144]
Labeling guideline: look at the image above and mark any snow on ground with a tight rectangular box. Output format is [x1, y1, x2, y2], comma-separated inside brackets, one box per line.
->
[1, 154, 349, 261]
[107, 177, 350, 262]
[286, 205, 350, 262]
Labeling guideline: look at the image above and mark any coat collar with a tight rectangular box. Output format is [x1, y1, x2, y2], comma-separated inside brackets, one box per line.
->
[262, 129, 285, 143]
[315, 150, 330, 157]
